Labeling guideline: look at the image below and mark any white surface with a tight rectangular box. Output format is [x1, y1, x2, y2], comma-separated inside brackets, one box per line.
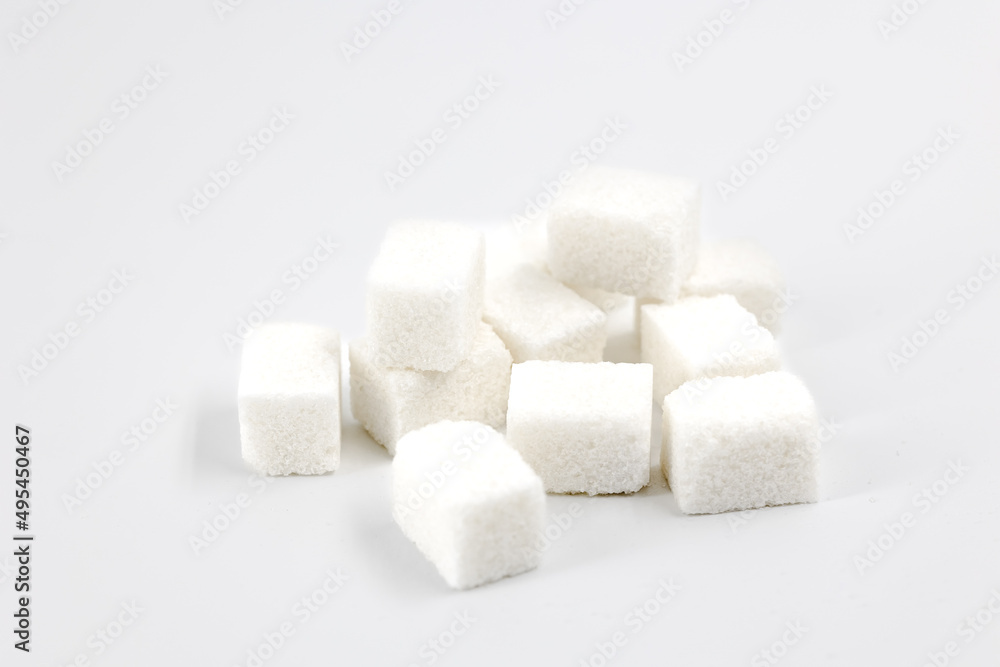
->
[1, 1, 999, 665]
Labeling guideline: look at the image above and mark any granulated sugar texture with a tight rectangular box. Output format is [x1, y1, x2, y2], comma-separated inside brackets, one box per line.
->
[235, 166, 822, 589]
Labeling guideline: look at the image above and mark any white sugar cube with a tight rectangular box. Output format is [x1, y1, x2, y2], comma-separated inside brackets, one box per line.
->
[349, 323, 512, 454]
[486, 218, 628, 314]
[487, 219, 628, 313]
[681, 239, 787, 334]
[547, 166, 700, 301]
[392, 421, 545, 590]
[570, 285, 631, 313]
[662, 372, 820, 514]
[484, 264, 607, 363]
[641, 295, 780, 405]
[238, 323, 341, 476]
[506, 361, 653, 495]
[367, 221, 485, 371]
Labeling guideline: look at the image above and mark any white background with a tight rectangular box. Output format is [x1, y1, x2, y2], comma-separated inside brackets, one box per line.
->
[2, 0, 999, 665]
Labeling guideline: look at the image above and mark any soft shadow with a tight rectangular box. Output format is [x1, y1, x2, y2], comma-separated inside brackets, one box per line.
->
[604, 330, 640, 363]
[349, 502, 456, 598]
[339, 420, 391, 474]
[191, 402, 247, 485]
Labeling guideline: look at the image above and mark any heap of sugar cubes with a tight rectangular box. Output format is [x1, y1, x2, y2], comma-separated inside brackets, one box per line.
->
[236, 165, 822, 590]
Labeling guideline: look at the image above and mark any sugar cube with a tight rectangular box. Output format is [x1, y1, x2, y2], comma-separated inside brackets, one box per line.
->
[506, 361, 653, 495]
[349, 323, 512, 454]
[681, 239, 787, 334]
[367, 221, 485, 371]
[483, 264, 607, 363]
[640, 294, 780, 405]
[662, 371, 820, 514]
[570, 285, 630, 313]
[547, 166, 700, 301]
[392, 421, 546, 589]
[238, 323, 341, 476]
